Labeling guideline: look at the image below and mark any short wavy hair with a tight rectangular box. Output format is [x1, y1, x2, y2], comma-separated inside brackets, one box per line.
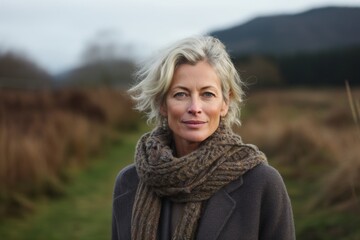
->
[128, 35, 244, 127]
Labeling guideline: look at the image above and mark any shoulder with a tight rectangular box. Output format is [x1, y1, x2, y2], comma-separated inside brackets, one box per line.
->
[243, 163, 292, 210]
[236, 163, 289, 199]
[244, 163, 284, 185]
[229, 162, 293, 216]
[113, 164, 139, 198]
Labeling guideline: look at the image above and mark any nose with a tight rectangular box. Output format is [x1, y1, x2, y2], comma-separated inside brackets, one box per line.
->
[187, 97, 202, 115]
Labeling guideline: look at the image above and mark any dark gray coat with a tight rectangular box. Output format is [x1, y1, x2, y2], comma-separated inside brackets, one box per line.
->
[112, 163, 295, 240]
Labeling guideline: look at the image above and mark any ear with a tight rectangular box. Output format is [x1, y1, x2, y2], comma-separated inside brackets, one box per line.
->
[160, 103, 168, 117]
[220, 100, 229, 117]
[220, 93, 230, 117]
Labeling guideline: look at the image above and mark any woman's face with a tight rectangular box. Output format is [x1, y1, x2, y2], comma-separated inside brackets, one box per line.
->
[161, 60, 229, 155]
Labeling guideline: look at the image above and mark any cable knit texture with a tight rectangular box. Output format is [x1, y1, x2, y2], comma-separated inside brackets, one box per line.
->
[132, 124, 267, 240]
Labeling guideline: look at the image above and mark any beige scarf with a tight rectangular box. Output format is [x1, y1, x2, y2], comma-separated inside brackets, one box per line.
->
[132, 125, 267, 240]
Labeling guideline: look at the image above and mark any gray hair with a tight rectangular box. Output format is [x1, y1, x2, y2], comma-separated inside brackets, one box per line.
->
[128, 35, 244, 127]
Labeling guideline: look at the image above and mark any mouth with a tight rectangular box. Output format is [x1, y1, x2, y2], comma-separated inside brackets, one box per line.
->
[182, 120, 207, 127]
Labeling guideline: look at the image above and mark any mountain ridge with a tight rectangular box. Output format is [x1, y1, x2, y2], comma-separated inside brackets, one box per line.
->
[210, 6, 360, 56]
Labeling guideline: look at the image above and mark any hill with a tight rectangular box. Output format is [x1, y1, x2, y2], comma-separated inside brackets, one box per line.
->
[210, 6, 360, 56]
[0, 51, 53, 89]
[54, 59, 135, 89]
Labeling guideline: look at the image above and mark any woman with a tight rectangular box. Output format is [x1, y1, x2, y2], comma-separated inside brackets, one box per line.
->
[112, 36, 295, 240]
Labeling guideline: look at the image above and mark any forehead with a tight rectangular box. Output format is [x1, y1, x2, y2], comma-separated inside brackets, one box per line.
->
[170, 61, 221, 89]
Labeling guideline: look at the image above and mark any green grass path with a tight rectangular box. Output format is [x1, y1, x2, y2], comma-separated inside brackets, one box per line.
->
[0, 132, 141, 240]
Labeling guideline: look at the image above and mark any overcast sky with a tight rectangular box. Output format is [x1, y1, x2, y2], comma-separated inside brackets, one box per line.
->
[1, 0, 360, 74]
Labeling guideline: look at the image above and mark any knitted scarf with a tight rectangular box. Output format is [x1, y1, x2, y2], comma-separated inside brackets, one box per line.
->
[132, 125, 267, 240]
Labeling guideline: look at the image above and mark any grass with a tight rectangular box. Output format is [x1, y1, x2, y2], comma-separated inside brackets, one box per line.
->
[0, 88, 139, 218]
[285, 175, 360, 240]
[0, 130, 143, 240]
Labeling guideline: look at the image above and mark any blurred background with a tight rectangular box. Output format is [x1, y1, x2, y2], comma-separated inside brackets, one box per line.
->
[1, 0, 360, 239]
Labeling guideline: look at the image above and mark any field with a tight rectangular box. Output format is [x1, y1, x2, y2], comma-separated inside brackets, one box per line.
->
[0, 87, 359, 239]
[0, 88, 139, 217]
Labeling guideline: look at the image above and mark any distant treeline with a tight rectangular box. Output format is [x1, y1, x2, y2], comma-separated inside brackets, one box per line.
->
[233, 46, 360, 88]
[1, 46, 359, 89]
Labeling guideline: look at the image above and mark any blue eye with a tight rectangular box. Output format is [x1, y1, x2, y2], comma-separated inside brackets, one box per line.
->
[203, 92, 216, 97]
[174, 92, 187, 98]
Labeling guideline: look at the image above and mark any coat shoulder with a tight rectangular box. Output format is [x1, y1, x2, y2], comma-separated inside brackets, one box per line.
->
[228, 162, 290, 204]
[113, 164, 139, 198]
[243, 163, 286, 189]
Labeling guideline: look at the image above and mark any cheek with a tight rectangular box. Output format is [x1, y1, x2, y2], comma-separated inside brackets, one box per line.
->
[207, 103, 226, 117]
[166, 106, 184, 132]
[166, 102, 185, 119]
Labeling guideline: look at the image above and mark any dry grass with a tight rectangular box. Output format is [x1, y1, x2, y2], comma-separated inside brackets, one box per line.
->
[0, 88, 139, 217]
[318, 82, 360, 210]
[236, 88, 360, 211]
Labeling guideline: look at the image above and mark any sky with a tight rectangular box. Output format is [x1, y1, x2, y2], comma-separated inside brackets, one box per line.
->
[1, 0, 360, 74]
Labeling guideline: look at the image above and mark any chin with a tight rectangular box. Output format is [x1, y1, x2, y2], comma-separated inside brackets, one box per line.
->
[181, 132, 211, 143]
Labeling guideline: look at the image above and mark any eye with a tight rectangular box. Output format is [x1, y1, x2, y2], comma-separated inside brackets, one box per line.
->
[202, 92, 216, 98]
[173, 92, 187, 98]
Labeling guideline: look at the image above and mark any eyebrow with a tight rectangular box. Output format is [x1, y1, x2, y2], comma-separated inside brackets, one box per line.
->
[171, 85, 219, 91]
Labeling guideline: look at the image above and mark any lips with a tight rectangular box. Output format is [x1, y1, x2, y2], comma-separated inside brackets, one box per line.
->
[181, 120, 207, 129]
[182, 120, 206, 124]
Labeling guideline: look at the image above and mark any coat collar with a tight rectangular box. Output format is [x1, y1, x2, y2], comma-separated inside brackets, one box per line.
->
[196, 176, 244, 240]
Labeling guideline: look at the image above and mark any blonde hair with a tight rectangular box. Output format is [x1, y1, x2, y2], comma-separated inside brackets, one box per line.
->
[128, 35, 244, 127]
